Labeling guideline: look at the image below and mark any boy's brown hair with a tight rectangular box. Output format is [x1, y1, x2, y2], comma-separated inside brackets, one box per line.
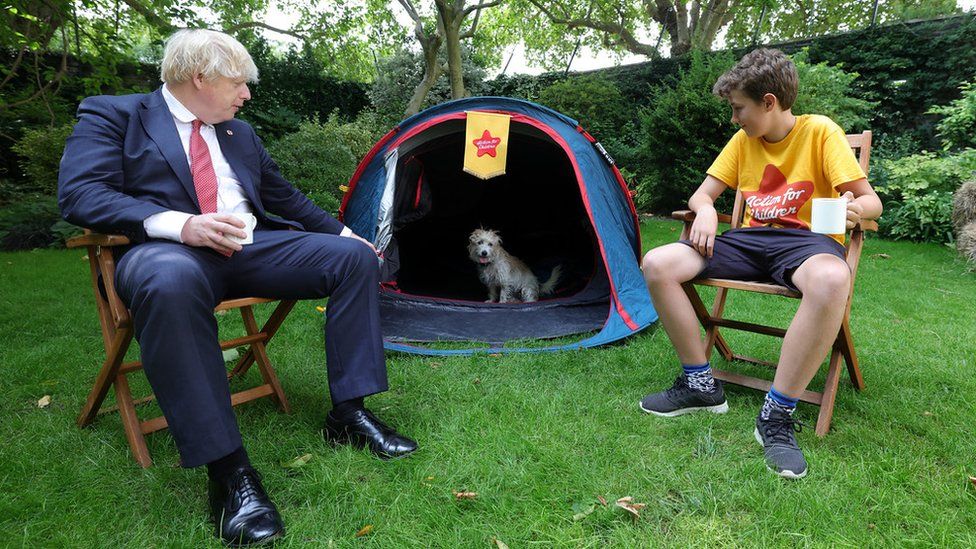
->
[713, 48, 798, 109]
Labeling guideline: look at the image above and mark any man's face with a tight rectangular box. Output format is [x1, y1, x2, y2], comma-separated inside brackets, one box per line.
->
[196, 75, 251, 124]
[727, 88, 773, 138]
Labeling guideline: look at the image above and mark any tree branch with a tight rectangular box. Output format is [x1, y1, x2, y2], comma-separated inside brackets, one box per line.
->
[223, 21, 308, 41]
[118, 0, 176, 32]
[527, 0, 659, 57]
[463, 0, 504, 17]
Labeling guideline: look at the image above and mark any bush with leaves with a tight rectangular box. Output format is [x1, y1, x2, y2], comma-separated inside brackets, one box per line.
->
[266, 114, 379, 215]
[538, 76, 629, 139]
[881, 191, 956, 244]
[10, 123, 75, 196]
[369, 47, 489, 126]
[929, 80, 976, 152]
[791, 50, 877, 133]
[875, 149, 976, 243]
[0, 197, 77, 251]
[634, 51, 736, 213]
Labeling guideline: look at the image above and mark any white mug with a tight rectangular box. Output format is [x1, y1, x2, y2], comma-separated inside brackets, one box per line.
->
[227, 212, 257, 245]
[810, 197, 848, 235]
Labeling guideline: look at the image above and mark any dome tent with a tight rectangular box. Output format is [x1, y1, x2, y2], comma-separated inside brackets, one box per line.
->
[339, 97, 656, 355]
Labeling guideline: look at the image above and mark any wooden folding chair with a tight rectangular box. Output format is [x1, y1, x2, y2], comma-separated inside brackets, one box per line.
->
[671, 131, 877, 436]
[67, 231, 296, 467]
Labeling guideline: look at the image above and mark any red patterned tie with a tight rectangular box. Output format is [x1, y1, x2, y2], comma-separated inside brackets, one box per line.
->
[189, 119, 218, 214]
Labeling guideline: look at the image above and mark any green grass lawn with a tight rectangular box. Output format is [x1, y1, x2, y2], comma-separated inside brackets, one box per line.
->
[1, 218, 974, 547]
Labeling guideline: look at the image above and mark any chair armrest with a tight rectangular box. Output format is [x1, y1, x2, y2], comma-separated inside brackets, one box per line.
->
[66, 233, 131, 248]
[855, 219, 878, 232]
[671, 210, 734, 224]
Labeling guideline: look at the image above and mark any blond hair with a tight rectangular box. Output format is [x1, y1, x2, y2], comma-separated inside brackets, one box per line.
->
[713, 48, 797, 110]
[160, 29, 259, 84]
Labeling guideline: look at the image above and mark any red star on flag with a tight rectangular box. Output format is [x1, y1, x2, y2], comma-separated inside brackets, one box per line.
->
[473, 130, 502, 157]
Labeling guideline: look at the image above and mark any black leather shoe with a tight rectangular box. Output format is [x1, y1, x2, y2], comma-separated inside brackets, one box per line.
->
[208, 466, 285, 546]
[324, 408, 418, 460]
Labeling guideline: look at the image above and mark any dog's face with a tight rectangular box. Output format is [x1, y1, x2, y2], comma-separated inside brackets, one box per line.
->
[468, 228, 501, 265]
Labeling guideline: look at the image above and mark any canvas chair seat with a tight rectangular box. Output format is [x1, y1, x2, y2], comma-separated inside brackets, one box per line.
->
[67, 231, 295, 467]
[671, 131, 876, 436]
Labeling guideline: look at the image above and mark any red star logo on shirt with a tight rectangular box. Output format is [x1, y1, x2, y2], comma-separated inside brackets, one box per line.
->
[741, 164, 814, 229]
[473, 130, 502, 158]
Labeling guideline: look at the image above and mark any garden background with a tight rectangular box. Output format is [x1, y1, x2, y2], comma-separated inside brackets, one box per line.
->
[2, 2, 975, 546]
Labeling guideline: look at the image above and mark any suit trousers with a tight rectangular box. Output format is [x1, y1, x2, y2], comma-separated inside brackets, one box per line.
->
[114, 229, 388, 467]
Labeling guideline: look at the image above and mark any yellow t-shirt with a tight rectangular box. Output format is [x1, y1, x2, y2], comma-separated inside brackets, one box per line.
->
[706, 114, 866, 244]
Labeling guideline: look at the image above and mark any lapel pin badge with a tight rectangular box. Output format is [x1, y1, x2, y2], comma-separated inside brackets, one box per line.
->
[226, 129, 233, 136]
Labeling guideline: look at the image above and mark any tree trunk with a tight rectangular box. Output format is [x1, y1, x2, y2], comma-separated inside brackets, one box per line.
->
[405, 42, 444, 116]
[435, 1, 467, 99]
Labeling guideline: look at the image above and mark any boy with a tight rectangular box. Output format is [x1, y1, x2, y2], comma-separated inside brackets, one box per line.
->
[638, 49, 882, 478]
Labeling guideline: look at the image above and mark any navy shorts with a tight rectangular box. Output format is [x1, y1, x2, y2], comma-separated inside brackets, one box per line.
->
[680, 227, 847, 292]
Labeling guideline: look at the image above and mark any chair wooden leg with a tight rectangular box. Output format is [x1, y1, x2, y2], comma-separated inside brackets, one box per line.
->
[682, 284, 734, 362]
[240, 306, 291, 413]
[838, 317, 865, 391]
[231, 300, 296, 378]
[114, 373, 152, 468]
[77, 326, 133, 427]
[815, 349, 844, 437]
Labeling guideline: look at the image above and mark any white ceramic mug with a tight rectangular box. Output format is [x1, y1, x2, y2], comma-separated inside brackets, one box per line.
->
[810, 197, 848, 234]
[227, 212, 257, 245]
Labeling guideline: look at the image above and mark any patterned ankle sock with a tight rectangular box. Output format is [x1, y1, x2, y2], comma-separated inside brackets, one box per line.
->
[760, 387, 798, 420]
[682, 362, 716, 392]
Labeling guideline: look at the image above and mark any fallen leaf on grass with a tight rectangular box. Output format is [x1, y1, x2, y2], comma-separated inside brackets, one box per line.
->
[922, 411, 934, 417]
[81, 255, 88, 260]
[452, 490, 477, 500]
[571, 502, 596, 521]
[430, 362, 442, 369]
[867, 523, 876, 531]
[281, 453, 313, 469]
[37, 395, 51, 408]
[489, 353, 502, 357]
[315, 306, 325, 313]
[870, 253, 891, 259]
[597, 495, 607, 506]
[969, 476, 976, 488]
[615, 497, 646, 520]
[355, 524, 373, 537]
[425, 476, 435, 481]
[493, 537, 509, 549]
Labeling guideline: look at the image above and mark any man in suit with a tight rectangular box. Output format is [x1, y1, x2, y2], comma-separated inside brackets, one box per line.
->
[58, 29, 417, 546]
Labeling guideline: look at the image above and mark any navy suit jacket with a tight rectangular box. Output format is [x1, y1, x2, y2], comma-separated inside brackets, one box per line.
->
[58, 87, 344, 242]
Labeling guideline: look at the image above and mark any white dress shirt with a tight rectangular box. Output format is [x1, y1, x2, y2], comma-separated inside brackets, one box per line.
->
[143, 85, 350, 241]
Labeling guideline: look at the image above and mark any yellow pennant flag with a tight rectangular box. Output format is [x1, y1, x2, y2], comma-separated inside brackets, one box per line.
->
[463, 111, 510, 180]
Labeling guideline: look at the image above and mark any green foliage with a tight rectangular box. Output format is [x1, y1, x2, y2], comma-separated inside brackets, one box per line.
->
[880, 191, 955, 243]
[242, 40, 370, 140]
[634, 50, 737, 213]
[875, 149, 976, 243]
[538, 75, 629, 139]
[265, 114, 379, 214]
[368, 47, 489, 125]
[9, 123, 74, 196]
[0, 196, 75, 250]
[929, 80, 976, 151]
[792, 50, 876, 132]
[802, 15, 976, 149]
[877, 149, 976, 201]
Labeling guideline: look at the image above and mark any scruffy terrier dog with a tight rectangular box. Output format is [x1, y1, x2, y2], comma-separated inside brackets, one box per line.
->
[468, 228, 561, 303]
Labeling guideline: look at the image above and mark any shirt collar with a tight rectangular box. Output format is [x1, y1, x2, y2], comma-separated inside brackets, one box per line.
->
[162, 84, 202, 125]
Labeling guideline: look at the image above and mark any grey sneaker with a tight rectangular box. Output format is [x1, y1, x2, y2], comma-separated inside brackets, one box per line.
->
[754, 407, 808, 479]
[639, 375, 729, 417]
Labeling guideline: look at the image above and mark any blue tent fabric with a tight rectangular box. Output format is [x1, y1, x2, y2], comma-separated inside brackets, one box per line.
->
[341, 97, 657, 355]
